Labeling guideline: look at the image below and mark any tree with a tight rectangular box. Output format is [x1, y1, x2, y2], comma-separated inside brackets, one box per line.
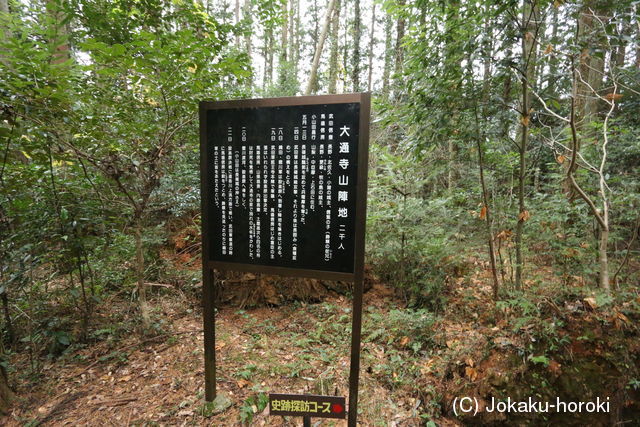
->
[45, 0, 70, 64]
[636, 4, 640, 68]
[514, 0, 540, 290]
[352, 0, 361, 91]
[243, 0, 252, 58]
[305, 0, 336, 95]
[328, 0, 341, 94]
[277, 0, 291, 92]
[0, 0, 9, 42]
[524, 0, 639, 291]
[0, 336, 12, 415]
[367, 2, 376, 92]
[393, 0, 406, 84]
[381, 12, 393, 96]
[444, 0, 461, 191]
[0, 2, 14, 414]
[2, 0, 248, 331]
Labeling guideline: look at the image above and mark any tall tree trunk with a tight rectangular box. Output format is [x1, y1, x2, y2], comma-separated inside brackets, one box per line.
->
[0, 0, 9, 39]
[393, 0, 406, 82]
[447, 140, 454, 191]
[45, 0, 70, 64]
[312, 0, 319, 49]
[0, 336, 12, 415]
[481, 4, 493, 97]
[288, 0, 295, 70]
[278, 0, 289, 88]
[352, 0, 361, 91]
[243, 0, 252, 88]
[308, 0, 320, 93]
[478, 2, 500, 298]
[243, 0, 252, 57]
[341, 4, 348, 90]
[636, 4, 640, 68]
[608, 12, 626, 70]
[596, 84, 613, 292]
[599, 226, 610, 290]
[134, 217, 151, 330]
[267, 32, 274, 87]
[46, 0, 69, 64]
[382, 13, 393, 97]
[367, 2, 376, 92]
[294, 0, 300, 73]
[444, 0, 460, 192]
[235, 0, 240, 46]
[1, 292, 13, 346]
[576, 2, 607, 128]
[305, 0, 336, 95]
[515, 0, 539, 290]
[281, 0, 288, 64]
[477, 138, 500, 299]
[328, 0, 341, 93]
[262, 27, 271, 90]
[547, 4, 559, 92]
[567, 78, 612, 292]
[533, 7, 547, 89]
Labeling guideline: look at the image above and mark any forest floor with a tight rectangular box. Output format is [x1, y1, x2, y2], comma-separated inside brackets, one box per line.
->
[3, 250, 640, 426]
[5, 279, 445, 426]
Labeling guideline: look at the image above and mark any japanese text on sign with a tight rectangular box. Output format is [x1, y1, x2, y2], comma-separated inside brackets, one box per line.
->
[269, 393, 346, 419]
[205, 103, 360, 274]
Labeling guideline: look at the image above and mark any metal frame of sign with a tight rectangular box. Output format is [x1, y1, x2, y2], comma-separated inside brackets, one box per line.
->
[199, 93, 370, 427]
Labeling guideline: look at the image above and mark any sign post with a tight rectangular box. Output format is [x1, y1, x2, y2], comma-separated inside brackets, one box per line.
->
[199, 93, 370, 425]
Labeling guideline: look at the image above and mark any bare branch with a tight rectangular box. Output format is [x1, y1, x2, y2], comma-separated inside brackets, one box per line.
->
[567, 87, 607, 231]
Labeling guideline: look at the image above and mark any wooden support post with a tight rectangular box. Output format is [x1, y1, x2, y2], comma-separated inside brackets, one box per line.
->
[203, 267, 216, 401]
[347, 272, 364, 426]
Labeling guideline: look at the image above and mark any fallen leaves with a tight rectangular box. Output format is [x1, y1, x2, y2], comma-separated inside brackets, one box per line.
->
[583, 297, 598, 311]
[493, 336, 513, 348]
[496, 229, 512, 240]
[616, 312, 630, 323]
[464, 358, 478, 381]
[446, 339, 460, 349]
[420, 358, 438, 375]
[548, 359, 562, 377]
[465, 366, 478, 381]
[398, 336, 411, 348]
[518, 210, 531, 222]
[89, 395, 138, 407]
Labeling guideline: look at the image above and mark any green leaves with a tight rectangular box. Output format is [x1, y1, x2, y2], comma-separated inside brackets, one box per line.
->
[528, 354, 550, 366]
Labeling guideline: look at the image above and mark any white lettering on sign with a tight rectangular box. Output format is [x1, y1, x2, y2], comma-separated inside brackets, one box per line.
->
[207, 103, 359, 272]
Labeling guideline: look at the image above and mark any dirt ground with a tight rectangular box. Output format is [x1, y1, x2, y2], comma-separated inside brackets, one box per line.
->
[5, 281, 450, 426]
[4, 255, 638, 426]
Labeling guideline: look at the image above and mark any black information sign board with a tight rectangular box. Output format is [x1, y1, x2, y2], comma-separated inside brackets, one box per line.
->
[269, 393, 346, 419]
[199, 94, 370, 427]
[201, 95, 367, 279]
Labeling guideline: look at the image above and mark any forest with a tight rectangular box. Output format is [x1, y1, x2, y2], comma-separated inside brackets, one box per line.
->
[0, 0, 639, 425]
